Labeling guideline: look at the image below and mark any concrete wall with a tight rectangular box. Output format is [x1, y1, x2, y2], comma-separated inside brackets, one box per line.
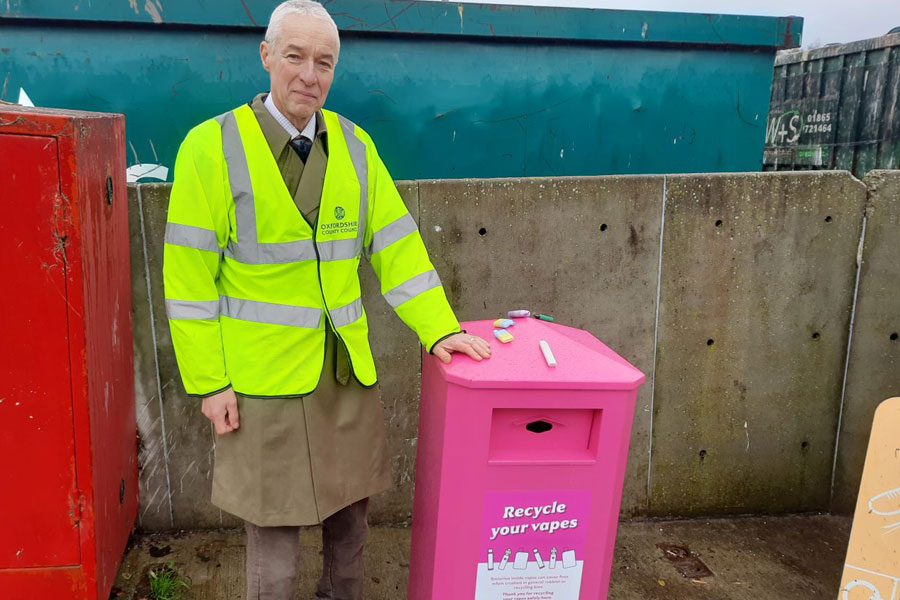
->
[832, 171, 900, 513]
[128, 171, 900, 531]
[650, 173, 864, 515]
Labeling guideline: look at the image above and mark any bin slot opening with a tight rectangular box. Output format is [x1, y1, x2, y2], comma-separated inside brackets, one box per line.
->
[526, 420, 553, 434]
[488, 408, 601, 463]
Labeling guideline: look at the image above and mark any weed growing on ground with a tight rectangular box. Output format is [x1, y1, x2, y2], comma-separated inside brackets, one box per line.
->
[147, 561, 190, 600]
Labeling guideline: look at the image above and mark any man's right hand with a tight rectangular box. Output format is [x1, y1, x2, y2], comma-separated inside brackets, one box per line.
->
[202, 387, 240, 435]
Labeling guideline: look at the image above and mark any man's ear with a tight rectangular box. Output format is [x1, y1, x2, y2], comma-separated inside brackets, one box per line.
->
[260, 41, 271, 72]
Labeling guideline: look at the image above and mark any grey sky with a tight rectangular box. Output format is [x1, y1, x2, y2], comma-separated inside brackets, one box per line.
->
[438, 0, 900, 47]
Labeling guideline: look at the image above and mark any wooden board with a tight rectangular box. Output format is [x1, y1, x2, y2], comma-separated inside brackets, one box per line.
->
[839, 397, 900, 599]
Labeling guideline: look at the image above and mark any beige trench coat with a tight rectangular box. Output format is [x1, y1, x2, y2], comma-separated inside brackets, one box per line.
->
[210, 327, 392, 526]
[208, 95, 392, 526]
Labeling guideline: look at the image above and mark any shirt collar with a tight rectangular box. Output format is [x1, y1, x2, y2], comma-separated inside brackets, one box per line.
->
[264, 92, 317, 140]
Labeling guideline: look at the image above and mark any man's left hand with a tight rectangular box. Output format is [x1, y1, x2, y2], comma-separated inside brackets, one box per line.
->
[433, 333, 492, 364]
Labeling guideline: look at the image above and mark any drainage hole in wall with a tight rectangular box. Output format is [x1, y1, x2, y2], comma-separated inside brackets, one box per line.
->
[699, 449, 707, 459]
[825, 215, 833, 223]
[478, 227, 487, 236]
[891, 332, 898, 341]
[707, 339, 714, 346]
[599, 223, 608, 232]
[801, 441, 809, 450]
[715, 219, 723, 227]
[811, 332, 820, 340]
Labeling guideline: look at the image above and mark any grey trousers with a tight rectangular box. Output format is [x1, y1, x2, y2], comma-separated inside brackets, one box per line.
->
[244, 498, 369, 600]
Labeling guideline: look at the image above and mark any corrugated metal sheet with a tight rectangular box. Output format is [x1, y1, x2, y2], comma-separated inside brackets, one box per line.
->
[764, 32, 900, 178]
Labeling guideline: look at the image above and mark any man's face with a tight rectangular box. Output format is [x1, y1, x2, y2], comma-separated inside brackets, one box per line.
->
[260, 13, 338, 128]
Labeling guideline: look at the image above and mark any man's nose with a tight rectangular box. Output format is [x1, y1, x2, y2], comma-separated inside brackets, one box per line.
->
[296, 59, 317, 85]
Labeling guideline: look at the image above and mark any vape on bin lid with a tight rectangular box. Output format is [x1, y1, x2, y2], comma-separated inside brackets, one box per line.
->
[493, 329, 514, 343]
[533, 548, 546, 569]
[549, 547, 558, 569]
[487, 548, 494, 570]
[539, 340, 558, 367]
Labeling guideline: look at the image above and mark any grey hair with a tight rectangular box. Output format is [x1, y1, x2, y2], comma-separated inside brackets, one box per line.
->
[265, 0, 340, 55]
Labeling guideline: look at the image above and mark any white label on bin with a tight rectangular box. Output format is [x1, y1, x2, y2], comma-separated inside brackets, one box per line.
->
[475, 490, 590, 599]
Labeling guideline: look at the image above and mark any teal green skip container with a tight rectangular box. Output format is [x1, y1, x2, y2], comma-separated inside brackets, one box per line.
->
[0, 0, 801, 180]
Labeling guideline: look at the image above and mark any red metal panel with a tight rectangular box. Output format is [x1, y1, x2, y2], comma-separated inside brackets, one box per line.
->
[72, 108, 137, 600]
[0, 105, 136, 600]
[0, 566, 87, 598]
[0, 133, 82, 568]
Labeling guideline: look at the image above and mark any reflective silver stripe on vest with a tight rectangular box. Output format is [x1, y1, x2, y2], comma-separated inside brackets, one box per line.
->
[337, 115, 368, 257]
[165, 223, 221, 253]
[224, 239, 317, 264]
[330, 298, 363, 328]
[218, 110, 310, 265]
[166, 299, 220, 320]
[383, 270, 442, 308]
[220, 295, 322, 328]
[216, 112, 257, 247]
[317, 238, 359, 262]
[368, 213, 418, 256]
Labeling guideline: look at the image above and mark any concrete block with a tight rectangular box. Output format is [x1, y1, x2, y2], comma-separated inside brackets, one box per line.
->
[832, 171, 900, 513]
[127, 170, 890, 527]
[650, 172, 866, 516]
[136, 184, 233, 530]
[129, 184, 171, 530]
[363, 181, 425, 524]
[417, 176, 664, 516]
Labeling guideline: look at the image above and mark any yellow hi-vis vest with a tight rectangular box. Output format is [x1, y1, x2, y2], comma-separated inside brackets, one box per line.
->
[162, 104, 460, 397]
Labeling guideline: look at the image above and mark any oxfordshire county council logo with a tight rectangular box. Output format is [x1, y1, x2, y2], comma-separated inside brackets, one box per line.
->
[334, 206, 346, 220]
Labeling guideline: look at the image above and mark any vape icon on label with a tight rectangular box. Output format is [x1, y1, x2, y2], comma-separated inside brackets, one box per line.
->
[487, 546, 574, 571]
[498, 549, 511, 570]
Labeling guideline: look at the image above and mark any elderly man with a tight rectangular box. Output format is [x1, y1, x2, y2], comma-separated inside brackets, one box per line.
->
[162, 1, 490, 598]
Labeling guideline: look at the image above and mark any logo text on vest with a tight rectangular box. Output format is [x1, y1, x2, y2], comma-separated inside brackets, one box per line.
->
[321, 206, 358, 236]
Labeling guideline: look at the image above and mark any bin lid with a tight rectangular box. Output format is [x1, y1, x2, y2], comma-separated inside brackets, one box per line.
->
[432, 318, 646, 390]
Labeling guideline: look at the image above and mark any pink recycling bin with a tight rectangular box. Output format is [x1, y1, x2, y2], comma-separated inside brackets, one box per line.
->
[409, 318, 645, 600]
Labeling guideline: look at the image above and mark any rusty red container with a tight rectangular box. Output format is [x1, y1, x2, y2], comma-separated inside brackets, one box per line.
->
[0, 105, 137, 599]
